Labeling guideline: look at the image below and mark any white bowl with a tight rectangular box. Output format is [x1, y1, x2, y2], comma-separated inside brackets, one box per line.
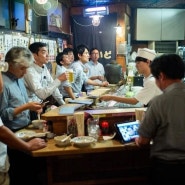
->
[32, 119, 46, 129]
[70, 136, 96, 147]
[54, 134, 71, 147]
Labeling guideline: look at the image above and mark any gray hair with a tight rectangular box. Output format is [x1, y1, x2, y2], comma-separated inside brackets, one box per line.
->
[5, 46, 34, 67]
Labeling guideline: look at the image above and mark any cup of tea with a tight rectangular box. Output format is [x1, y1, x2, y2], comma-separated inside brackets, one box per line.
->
[0, 61, 9, 72]
[66, 69, 74, 83]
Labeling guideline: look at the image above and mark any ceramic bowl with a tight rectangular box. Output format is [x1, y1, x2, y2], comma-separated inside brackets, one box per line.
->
[54, 134, 71, 147]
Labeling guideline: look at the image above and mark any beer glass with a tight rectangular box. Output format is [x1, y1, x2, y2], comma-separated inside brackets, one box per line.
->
[66, 69, 74, 83]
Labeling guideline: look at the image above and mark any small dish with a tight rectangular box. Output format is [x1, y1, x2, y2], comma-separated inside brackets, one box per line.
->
[15, 130, 36, 141]
[103, 132, 116, 141]
[70, 136, 96, 147]
[54, 134, 71, 147]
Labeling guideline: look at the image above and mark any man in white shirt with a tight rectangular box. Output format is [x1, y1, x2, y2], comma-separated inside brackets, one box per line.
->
[24, 42, 67, 110]
[85, 48, 107, 91]
[100, 48, 162, 106]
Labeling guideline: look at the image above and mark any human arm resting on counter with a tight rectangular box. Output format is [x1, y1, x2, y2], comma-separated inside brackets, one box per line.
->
[86, 79, 109, 87]
[0, 124, 46, 152]
[89, 75, 105, 81]
[99, 95, 139, 105]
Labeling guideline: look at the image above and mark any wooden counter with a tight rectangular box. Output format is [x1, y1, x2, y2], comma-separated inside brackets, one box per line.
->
[35, 106, 148, 185]
[36, 87, 148, 185]
[32, 138, 150, 185]
[41, 106, 145, 135]
[32, 137, 139, 157]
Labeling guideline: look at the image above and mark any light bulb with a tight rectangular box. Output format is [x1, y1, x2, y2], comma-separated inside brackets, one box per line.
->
[92, 16, 100, 26]
[36, 0, 48, 4]
[90, 14, 103, 27]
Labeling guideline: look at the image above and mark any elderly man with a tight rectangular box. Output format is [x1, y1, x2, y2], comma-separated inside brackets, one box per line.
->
[0, 48, 46, 185]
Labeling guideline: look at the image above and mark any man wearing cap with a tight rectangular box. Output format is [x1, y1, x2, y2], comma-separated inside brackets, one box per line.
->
[99, 48, 162, 107]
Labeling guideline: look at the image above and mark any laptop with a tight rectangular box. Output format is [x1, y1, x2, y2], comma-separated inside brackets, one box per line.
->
[114, 120, 140, 143]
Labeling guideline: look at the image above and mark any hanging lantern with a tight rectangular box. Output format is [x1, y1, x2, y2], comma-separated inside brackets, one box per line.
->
[36, 0, 48, 4]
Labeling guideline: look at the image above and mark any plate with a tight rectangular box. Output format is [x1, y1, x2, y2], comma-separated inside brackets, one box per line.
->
[70, 136, 96, 147]
[15, 130, 36, 141]
[103, 132, 116, 141]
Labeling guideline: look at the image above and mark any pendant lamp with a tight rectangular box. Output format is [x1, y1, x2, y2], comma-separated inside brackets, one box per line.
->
[36, 0, 48, 4]
[89, 0, 104, 26]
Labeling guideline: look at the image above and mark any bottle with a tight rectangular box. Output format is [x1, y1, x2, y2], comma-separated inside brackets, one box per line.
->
[101, 121, 109, 135]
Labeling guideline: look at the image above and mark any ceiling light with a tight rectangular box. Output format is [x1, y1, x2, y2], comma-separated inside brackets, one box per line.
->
[88, 0, 105, 27]
[90, 13, 104, 27]
[36, 0, 48, 4]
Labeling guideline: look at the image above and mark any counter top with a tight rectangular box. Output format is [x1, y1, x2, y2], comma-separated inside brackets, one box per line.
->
[42, 106, 146, 119]
[31, 137, 138, 157]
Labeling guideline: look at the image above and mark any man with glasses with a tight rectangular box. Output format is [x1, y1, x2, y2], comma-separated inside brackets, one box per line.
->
[100, 48, 162, 107]
[85, 48, 107, 91]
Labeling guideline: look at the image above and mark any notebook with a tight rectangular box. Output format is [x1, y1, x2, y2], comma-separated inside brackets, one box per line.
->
[114, 120, 140, 143]
[59, 104, 84, 115]
[68, 99, 93, 105]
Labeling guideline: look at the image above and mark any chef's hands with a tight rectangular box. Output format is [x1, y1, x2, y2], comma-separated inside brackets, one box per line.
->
[99, 94, 113, 101]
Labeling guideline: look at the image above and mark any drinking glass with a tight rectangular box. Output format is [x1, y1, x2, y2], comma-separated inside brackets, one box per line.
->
[66, 69, 74, 83]
[87, 117, 100, 140]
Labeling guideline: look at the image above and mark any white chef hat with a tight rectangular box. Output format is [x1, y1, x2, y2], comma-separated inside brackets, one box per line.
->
[137, 48, 156, 61]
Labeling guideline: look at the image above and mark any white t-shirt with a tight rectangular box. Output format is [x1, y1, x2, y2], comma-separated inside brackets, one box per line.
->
[135, 75, 162, 105]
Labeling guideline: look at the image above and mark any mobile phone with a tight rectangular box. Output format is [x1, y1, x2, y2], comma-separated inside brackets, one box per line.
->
[41, 101, 49, 105]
